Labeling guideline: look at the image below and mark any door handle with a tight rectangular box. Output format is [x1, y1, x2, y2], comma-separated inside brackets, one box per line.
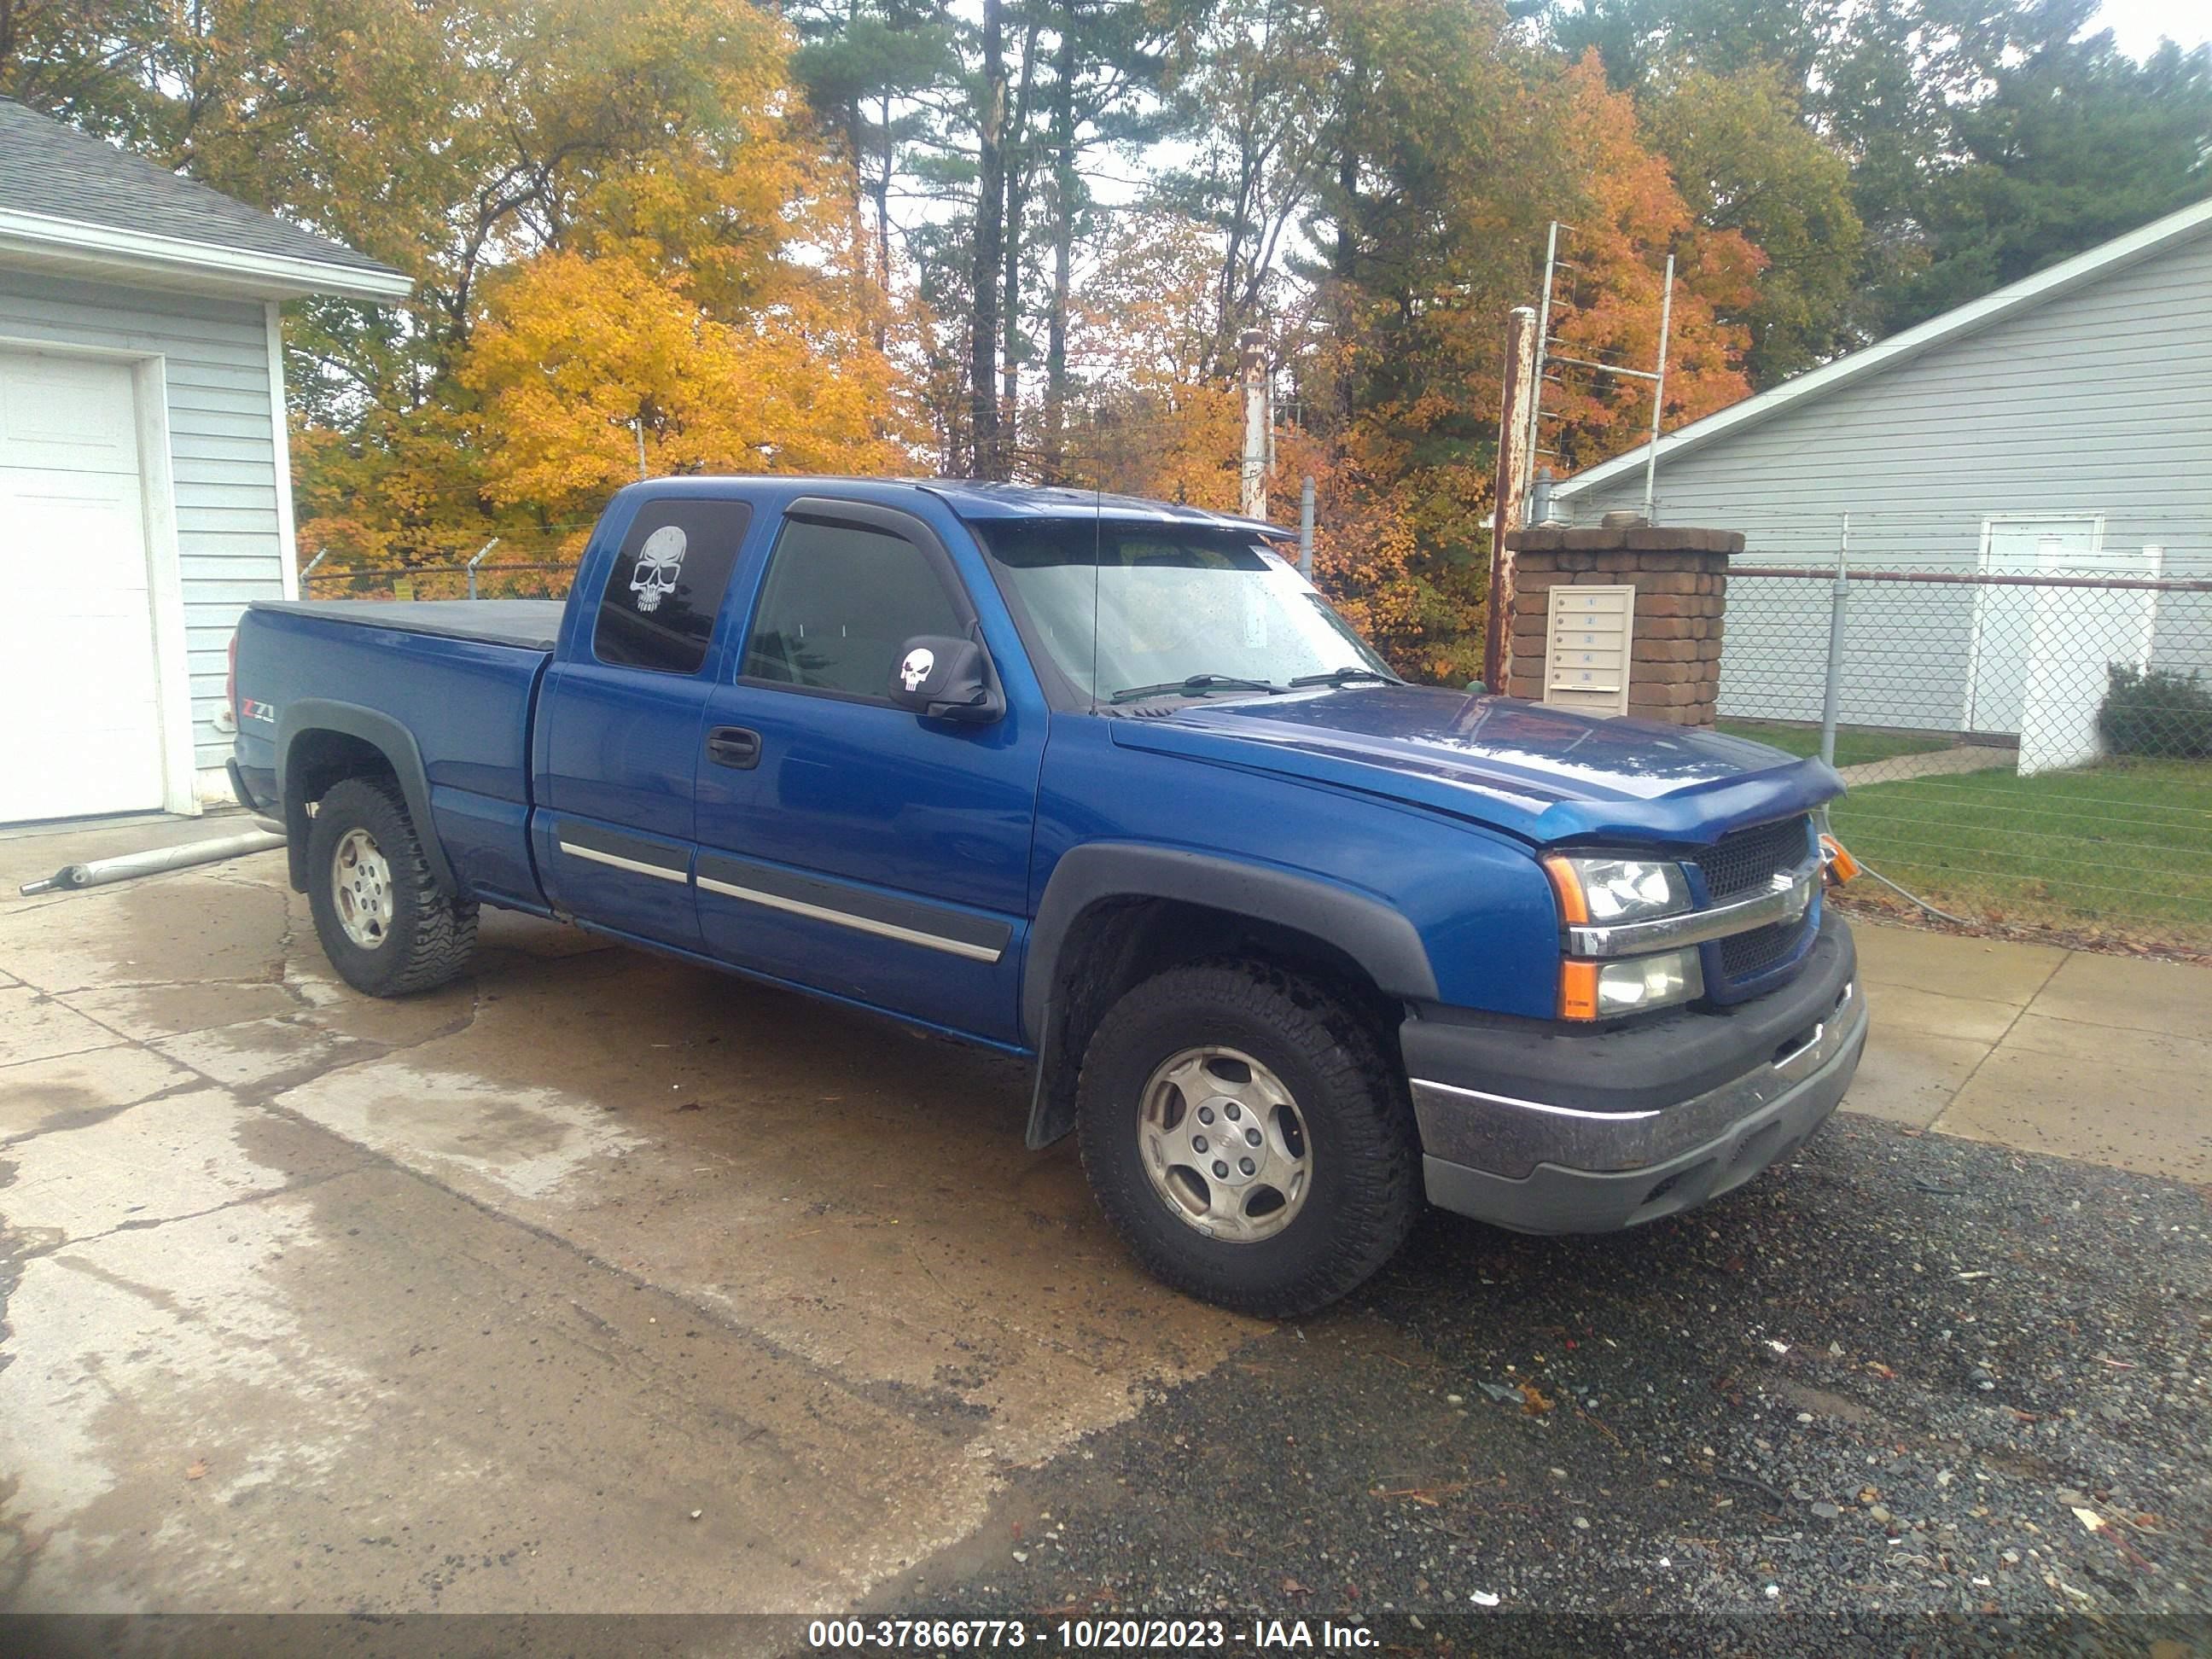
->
[706, 726, 761, 770]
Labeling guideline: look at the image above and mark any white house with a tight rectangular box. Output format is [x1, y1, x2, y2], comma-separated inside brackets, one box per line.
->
[1552, 195, 2212, 746]
[0, 96, 410, 824]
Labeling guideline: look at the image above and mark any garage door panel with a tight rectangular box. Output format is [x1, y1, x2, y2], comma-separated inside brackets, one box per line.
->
[0, 350, 167, 821]
[0, 352, 141, 474]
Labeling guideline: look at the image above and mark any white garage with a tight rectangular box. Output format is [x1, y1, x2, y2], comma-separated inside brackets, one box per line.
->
[0, 96, 409, 824]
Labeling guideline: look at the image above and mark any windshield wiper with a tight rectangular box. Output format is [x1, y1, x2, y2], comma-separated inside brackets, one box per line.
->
[1289, 666, 1400, 689]
[1109, 673, 1284, 704]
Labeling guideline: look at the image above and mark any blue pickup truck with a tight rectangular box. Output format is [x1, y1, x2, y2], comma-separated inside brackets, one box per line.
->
[231, 478, 1866, 1313]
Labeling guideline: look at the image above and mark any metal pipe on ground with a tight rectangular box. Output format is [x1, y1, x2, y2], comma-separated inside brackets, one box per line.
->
[20, 830, 287, 897]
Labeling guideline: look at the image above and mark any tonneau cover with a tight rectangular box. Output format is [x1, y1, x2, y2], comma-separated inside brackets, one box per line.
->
[249, 599, 564, 653]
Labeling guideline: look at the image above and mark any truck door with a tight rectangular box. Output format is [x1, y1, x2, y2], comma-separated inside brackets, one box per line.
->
[692, 498, 1040, 1045]
[533, 497, 754, 951]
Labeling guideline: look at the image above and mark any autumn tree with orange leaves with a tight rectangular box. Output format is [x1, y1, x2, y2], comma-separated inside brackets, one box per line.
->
[4, 0, 1759, 672]
[0, 0, 912, 571]
[1146, 5, 1760, 681]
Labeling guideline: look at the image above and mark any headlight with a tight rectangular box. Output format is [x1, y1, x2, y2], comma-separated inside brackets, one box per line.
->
[1560, 947, 1705, 1020]
[1544, 852, 1703, 1020]
[1543, 853, 1691, 926]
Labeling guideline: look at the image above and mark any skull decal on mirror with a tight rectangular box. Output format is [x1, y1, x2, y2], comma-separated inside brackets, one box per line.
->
[630, 525, 688, 614]
[899, 647, 935, 692]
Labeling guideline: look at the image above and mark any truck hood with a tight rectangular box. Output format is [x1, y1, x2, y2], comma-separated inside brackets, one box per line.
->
[1107, 684, 1842, 847]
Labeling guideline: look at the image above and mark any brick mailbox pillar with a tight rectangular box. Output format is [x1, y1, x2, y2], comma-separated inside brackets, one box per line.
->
[1501, 524, 1743, 726]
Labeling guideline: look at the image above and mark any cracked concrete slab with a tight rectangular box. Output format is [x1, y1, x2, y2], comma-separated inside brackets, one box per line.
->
[57, 980, 300, 1045]
[0, 1046, 195, 1142]
[0, 870, 288, 994]
[149, 1016, 375, 1094]
[0, 987, 125, 1070]
[2, 1088, 359, 1243]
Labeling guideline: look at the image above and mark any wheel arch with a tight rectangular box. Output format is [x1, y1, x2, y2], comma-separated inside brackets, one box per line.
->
[276, 700, 457, 899]
[1021, 845, 1437, 1150]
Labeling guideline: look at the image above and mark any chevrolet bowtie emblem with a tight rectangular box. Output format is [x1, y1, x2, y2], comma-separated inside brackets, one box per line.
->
[1772, 869, 1812, 920]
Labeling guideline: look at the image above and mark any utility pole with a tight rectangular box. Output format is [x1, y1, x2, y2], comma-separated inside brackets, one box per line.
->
[1483, 306, 1540, 695]
[969, 0, 1008, 480]
[1239, 329, 1269, 521]
[1298, 476, 1316, 579]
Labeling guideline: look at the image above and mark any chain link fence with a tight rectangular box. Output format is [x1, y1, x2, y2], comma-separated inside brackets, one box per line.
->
[1719, 515, 2212, 953]
[300, 560, 575, 601]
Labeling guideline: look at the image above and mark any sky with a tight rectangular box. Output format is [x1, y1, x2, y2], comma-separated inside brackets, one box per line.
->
[2094, 0, 2212, 56]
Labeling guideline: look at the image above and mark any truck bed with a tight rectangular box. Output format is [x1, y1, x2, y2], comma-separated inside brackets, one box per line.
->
[249, 599, 566, 653]
[236, 600, 559, 911]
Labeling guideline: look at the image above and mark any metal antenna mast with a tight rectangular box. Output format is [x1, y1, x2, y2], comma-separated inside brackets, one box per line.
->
[1520, 220, 1560, 509]
[1519, 222, 1677, 526]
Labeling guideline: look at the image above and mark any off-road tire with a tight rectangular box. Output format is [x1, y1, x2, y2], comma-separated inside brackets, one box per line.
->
[306, 775, 477, 997]
[1076, 959, 1420, 1316]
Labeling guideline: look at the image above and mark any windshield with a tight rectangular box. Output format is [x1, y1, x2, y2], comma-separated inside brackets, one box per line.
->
[974, 520, 1395, 704]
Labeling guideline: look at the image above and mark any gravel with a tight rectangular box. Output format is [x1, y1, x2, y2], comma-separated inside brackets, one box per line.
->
[900, 1115, 2211, 1643]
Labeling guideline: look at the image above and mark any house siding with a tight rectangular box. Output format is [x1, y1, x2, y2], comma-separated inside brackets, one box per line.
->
[1559, 226, 2212, 730]
[0, 269, 288, 772]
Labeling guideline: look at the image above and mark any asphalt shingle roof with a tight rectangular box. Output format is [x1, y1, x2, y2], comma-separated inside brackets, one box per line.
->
[0, 96, 404, 283]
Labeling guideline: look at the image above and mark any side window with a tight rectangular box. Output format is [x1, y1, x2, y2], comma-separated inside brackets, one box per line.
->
[593, 498, 754, 675]
[742, 516, 965, 698]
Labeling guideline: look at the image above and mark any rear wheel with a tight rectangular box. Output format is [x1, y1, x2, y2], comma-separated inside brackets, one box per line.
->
[306, 776, 477, 997]
[1076, 960, 1419, 1316]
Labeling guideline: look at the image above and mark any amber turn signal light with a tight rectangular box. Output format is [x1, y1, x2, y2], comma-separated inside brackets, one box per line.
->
[1558, 960, 1600, 1021]
[1820, 833, 1860, 886]
[1541, 854, 1591, 924]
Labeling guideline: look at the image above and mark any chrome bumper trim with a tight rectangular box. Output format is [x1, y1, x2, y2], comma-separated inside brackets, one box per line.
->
[1567, 864, 1819, 959]
[1410, 979, 1863, 1181]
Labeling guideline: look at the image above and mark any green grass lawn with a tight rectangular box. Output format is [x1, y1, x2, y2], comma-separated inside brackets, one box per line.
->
[1829, 758, 2212, 948]
[1718, 719, 1954, 771]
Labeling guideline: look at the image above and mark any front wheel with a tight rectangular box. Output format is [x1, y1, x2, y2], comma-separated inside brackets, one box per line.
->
[306, 775, 477, 998]
[1075, 961, 1420, 1317]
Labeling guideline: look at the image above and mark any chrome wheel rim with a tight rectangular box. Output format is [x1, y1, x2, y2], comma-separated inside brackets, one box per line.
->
[332, 828, 394, 950]
[1137, 1045, 1312, 1243]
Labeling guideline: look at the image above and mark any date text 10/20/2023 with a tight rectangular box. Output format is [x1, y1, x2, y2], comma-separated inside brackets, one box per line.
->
[806, 1619, 1380, 1650]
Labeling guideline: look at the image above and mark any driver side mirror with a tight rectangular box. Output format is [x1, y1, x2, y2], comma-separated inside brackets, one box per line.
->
[888, 634, 1004, 725]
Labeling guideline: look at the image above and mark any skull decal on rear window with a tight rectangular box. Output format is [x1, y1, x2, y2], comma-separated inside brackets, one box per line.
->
[630, 524, 688, 613]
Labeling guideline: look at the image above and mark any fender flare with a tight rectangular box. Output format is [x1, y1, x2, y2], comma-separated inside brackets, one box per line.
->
[1019, 844, 1437, 1146]
[275, 699, 458, 898]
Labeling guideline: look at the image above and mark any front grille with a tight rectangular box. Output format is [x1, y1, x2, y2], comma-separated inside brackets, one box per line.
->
[1694, 815, 1813, 901]
[1718, 917, 1806, 981]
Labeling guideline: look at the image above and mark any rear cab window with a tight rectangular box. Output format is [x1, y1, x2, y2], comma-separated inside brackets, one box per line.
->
[594, 498, 754, 675]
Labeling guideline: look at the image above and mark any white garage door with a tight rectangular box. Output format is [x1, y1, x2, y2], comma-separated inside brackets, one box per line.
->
[0, 350, 167, 822]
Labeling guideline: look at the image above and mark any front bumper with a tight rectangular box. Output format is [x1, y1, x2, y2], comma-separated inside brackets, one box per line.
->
[1404, 914, 1866, 1233]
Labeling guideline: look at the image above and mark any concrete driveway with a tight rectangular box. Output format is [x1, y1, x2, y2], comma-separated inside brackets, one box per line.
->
[0, 816, 2204, 1621]
[0, 817, 1258, 1615]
